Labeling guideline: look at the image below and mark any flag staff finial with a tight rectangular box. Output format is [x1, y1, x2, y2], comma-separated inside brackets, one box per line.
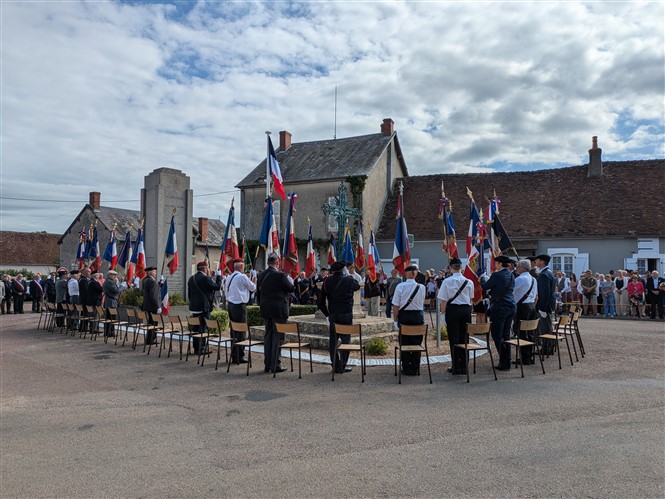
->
[172, 208, 176, 215]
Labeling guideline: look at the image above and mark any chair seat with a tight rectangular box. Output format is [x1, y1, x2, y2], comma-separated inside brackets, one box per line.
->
[504, 338, 536, 347]
[282, 342, 308, 349]
[455, 343, 488, 351]
[539, 333, 564, 341]
[398, 345, 425, 352]
[338, 344, 362, 351]
[235, 340, 263, 347]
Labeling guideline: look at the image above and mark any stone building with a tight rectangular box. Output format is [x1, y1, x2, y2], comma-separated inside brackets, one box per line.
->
[236, 118, 409, 266]
[0, 231, 61, 275]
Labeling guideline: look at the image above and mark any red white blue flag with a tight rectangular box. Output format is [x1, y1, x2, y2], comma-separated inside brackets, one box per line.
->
[367, 230, 379, 282]
[117, 229, 133, 282]
[282, 193, 300, 278]
[131, 227, 146, 279]
[305, 221, 316, 278]
[76, 231, 86, 269]
[165, 214, 179, 275]
[463, 198, 485, 304]
[220, 201, 240, 274]
[89, 226, 101, 272]
[268, 136, 286, 201]
[103, 228, 118, 270]
[160, 278, 170, 316]
[355, 221, 365, 271]
[327, 233, 337, 265]
[392, 186, 410, 275]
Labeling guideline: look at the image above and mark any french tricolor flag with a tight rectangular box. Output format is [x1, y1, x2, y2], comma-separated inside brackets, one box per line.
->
[165, 215, 179, 275]
[268, 136, 286, 201]
[327, 233, 337, 265]
[103, 228, 118, 270]
[160, 278, 170, 316]
[355, 221, 365, 271]
[392, 186, 410, 275]
[132, 227, 146, 279]
[305, 222, 316, 278]
[220, 201, 240, 273]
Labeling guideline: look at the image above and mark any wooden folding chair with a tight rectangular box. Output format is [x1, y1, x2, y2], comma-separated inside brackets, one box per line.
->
[504, 319, 546, 377]
[454, 322, 497, 383]
[82, 305, 97, 339]
[569, 310, 585, 357]
[332, 323, 366, 383]
[120, 308, 137, 347]
[393, 324, 432, 384]
[539, 315, 574, 370]
[134, 311, 159, 350]
[274, 322, 313, 379]
[38, 302, 53, 330]
[226, 321, 263, 375]
[162, 316, 189, 360]
[146, 312, 166, 356]
[200, 318, 233, 369]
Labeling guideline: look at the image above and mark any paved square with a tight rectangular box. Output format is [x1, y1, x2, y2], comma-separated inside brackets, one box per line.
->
[1, 314, 663, 498]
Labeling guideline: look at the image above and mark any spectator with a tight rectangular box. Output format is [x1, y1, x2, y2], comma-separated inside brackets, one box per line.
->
[600, 274, 616, 318]
[627, 274, 645, 318]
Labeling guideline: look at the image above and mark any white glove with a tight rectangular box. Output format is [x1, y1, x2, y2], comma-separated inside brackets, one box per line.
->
[538, 310, 547, 318]
[393, 321, 399, 330]
[325, 317, 330, 325]
[440, 314, 446, 325]
[157, 307, 162, 314]
[216, 269, 222, 276]
[160, 275, 165, 283]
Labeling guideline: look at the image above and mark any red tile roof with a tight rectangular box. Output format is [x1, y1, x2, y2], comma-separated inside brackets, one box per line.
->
[0, 231, 61, 265]
[377, 160, 665, 240]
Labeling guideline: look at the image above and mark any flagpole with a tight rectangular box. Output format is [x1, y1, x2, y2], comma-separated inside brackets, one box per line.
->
[161, 208, 175, 277]
[265, 131, 272, 268]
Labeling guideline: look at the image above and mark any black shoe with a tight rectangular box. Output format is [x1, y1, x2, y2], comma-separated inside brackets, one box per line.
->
[232, 359, 248, 364]
[401, 371, 418, 376]
[447, 367, 454, 373]
[495, 364, 511, 371]
[343, 367, 353, 373]
[272, 366, 287, 373]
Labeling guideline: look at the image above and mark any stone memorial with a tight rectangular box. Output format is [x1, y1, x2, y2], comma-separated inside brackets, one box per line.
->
[141, 168, 193, 298]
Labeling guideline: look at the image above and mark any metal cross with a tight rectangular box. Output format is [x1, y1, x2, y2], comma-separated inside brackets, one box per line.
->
[321, 182, 363, 256]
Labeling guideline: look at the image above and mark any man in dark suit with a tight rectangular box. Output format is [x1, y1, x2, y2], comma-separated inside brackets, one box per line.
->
[77, 268, 90, 332]
[294, 271, 310, 305]
[534, 254, 557, 336]
[645, 271, 664, 319]
[30, 273, 44, 312]
[142, 266, 161, 345]
[318, 260, 360, 374]
[187, 261, 221, 355]
[12, 274, 27, 314]
[481, 255, 516, 371]
[257, 253, 294, 373]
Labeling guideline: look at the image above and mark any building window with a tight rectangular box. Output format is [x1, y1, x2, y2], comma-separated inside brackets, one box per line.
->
[551, 254, 574, 275]
[636, 259, 647, 274]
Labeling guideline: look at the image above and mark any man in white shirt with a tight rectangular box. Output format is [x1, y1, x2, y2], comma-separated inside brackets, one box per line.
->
[225, 259, 257, 364]
[67, 269, 80, 331]
[438, 258, 474, 375]
[513, 259, 538, 364]
[392, 264, 426, 376]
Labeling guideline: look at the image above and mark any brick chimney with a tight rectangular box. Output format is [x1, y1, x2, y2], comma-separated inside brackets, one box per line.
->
[198, 217, 208, 242]
[381, 118, 394, 136]
[587, 136, 603, 177]
[279, 130, 292, 151]
[89, 191, 100, 211]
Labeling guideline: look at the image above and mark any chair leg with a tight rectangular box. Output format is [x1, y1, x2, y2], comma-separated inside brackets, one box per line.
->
[556, 338, 562, 369]
[464, 348, 470, 383]
[487, 344, 497, 380]
[246, 346, 251, 376]
[564, 335, 574, 366]
[426, 352, 432, 384]
[332, 338, 338, 381]
[308, 345, 313, 373]
[361, 348, 365, 383]
[516, 345, 524, 378]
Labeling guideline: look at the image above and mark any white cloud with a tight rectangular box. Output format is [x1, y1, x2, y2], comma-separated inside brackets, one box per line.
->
[1, 0, 663, 233]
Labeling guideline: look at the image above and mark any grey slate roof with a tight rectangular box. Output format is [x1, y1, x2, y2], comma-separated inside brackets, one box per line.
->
[58, 205, 226, 245]
[236, 133, 401, 188]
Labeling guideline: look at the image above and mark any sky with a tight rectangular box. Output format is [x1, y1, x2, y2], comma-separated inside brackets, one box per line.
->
[1, 0, 663, 235]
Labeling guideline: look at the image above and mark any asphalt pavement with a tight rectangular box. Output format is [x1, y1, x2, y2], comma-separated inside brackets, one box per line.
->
[1, 312, 663, 498]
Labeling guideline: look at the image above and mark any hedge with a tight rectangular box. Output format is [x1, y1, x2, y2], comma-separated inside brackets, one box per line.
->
[246, 304, 317, 326]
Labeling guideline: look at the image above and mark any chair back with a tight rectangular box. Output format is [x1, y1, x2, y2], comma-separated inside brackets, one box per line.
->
[96, 306, 105, 317]
[230, 321, 250, 334]
[135, 310, 149, 324]
[275, 322, 299, 334]
[109, 308, 119, 320]
[186, 316, 200, 333]
[557, 315, 570, 327]
[571, 310, 580, 322]
[334, 323, 361, 335]
[467, 323, 491, 335]
[125, 308, 136, 321]
[85, 305, 95, 315]
[205, 318, 219, 332]
[149, 312, 162, 325]
[519, 319, 540, 333]
[399, 324, 427, 337]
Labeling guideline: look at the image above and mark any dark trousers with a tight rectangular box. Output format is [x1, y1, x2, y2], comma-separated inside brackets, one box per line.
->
[227, 302, 247, 362]
[385, 297, 393, 318]
[14, 294, 24, 314]
[104, 308, 114, 337]
[647, 294, 662, 318]
[514, 302, 537, 363]
[32, 295, 42, 313]
[264, 317, 286, 372]
[329, 312, 353, 373]
[446, 304, 472, 372]
[398, 309, 424, 375]
[191, 312, 210, 353]
[489, 306, 515, 368]
[1, 297, 10, 314]
[56, 302, 65, 327]
[68, 296, 79, 330]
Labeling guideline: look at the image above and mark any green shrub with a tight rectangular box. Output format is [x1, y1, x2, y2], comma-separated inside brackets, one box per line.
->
[364, 337, 388, 356]
[120, 287, 143, 307]
[169, 292, 186, 306]
[210, 309, 230, 332]
[435, 325, 448, 341]
[290, 304, 318, 316]
[0, 268, 36, 280]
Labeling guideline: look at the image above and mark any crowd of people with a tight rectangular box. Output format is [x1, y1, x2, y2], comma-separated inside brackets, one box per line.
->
[5, 254, 663, 379]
